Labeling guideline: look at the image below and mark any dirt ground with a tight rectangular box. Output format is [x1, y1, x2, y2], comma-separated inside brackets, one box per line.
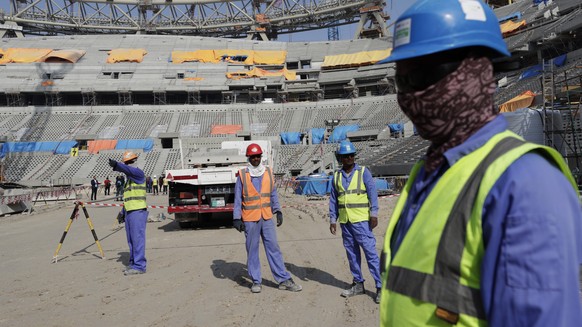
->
[0, 189, 397, 327]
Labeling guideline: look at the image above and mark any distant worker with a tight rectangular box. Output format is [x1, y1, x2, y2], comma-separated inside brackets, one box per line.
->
[152, 175, 159, 195]
[90, 176, 100, 201]
[103, 176, 111, 196]
[146, 176, 152, 193]
[379, 1, 582, 326]
[329, 140, 382, 303]
[115, 176, 124, 201]
[162, 175, 168, 195]
[158, 175, 164, 194]
[109, 151, 148, 276]
[233, 143, 302, 294]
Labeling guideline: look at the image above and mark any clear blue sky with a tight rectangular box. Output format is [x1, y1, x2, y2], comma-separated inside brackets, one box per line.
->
[0, 0, 413, 41]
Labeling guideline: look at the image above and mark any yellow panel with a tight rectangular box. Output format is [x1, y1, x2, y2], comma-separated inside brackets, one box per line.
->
[106, 49, 148, 63]
[226, 67, 296, 80]
[499, 90, 536, 112]
[253, 50, 287, 65]
[42, 50, 87, 63]
[0, 48, 53, 64]
[500, 19, 526, 34]
[322, 49, 391, 67]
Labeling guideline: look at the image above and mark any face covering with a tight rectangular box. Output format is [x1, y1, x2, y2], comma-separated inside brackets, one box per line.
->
[397, 56, 497, 172]
[247, 161, 266, 177]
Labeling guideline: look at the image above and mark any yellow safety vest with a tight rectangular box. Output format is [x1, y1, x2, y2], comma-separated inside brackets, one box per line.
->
[334, 166, 370, 224]
[379, 131, 576, 326]
[124, 179, 147, 211]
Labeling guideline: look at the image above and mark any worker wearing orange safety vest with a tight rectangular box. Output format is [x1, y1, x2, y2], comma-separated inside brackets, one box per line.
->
[233, 143, 302, 294]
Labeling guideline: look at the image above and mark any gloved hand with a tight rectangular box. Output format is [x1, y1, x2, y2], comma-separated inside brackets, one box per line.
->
[108, 158, 117, 168]
[233, 219, 245, 232]
[276, 211, 283, 227]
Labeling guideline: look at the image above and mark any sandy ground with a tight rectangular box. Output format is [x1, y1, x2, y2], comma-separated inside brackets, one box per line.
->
[0, 189, 397, 327]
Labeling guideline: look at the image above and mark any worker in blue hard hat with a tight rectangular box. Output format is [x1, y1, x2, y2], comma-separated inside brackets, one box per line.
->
[329, 140, 382, 303]
[379, 0, 582, 326]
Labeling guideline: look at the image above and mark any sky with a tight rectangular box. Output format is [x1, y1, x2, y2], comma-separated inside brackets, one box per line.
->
[0, 0, 414, 42]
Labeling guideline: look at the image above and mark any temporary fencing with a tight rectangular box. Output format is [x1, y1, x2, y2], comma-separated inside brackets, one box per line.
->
[1, 185, 89, 205]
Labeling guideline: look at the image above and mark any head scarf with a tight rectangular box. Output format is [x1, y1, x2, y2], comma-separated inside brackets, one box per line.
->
[397, 56, 497, 172]
[247, 161, 266, 177]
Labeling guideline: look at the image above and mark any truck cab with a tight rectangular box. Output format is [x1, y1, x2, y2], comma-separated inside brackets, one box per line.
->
[166, 141, 272, 228]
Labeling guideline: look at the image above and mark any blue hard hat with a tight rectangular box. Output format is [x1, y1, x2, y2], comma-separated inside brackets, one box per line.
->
[337, 140, 356, 155]
[382, 0, 510, 63]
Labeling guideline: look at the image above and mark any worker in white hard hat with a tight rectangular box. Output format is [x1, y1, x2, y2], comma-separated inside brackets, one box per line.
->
[109, 151, 148, 276]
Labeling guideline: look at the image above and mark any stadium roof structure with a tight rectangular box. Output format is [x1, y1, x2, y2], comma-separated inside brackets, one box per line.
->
[0, 0, 390, 40]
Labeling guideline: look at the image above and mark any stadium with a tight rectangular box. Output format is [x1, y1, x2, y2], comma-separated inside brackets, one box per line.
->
[0, 0, 581, 207]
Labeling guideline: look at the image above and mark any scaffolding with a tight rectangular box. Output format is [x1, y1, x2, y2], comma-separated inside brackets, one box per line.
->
[542, 60, 582, 184]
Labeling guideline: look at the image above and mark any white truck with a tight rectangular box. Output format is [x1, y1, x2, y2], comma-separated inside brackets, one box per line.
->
[166, 140, 272, 228]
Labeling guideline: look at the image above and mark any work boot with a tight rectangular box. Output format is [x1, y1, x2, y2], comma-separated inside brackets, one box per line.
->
[341, 282, 365, 297]
[279, 278, 302, 292]
[375, 288, 381, 304]
[251, 283, 262, 293]
[124, 268, 145, 276]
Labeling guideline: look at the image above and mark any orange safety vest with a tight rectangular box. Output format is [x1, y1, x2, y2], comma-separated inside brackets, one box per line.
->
[239, 167, 274, 222]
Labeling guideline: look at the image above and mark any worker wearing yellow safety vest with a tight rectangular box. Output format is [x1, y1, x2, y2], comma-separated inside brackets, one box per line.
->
[329, 140, 382, 303]
[109, 151, 148, 276]
[233, 143, 302, 294]
[379, 0, 582, 325]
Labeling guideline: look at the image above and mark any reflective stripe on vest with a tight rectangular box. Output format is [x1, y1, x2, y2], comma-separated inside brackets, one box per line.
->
[379, 131, 577, 326]
[124, 179, 147, 211]
[239, 167, 273, 222]
[334, 166, 369, 224]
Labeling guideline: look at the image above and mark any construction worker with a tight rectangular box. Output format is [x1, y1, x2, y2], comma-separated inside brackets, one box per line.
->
[162, 175, 168, 195]
[329, 140, 381, 303]
[109, 151, 148, 276]
[233, 143, 302, 293]
[152, 175, 159, 195]
[379, 0, 582, 326]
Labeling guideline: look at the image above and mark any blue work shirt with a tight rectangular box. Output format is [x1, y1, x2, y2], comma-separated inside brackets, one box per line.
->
[329, 163, 379, 224]
[390, 115, 582, 325]
[233, 167, 281, 220]
[113, 162, 145, 185]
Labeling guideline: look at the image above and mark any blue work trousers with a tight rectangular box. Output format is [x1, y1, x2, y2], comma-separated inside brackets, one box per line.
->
[341, 221, 382, 288]
[244, 218, 291, 284]
[125, 209, 148, 272]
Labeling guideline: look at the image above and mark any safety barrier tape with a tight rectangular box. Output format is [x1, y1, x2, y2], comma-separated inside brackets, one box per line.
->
[83, 193, 400, 210]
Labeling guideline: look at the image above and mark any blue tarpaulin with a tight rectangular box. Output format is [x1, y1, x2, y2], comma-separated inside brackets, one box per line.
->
[554, 54, 567, 67]
[294, 174, 332, 195]
[294, 174, 392, 195]
[329, 125, 359, 143]
[115, 139, 154, 152]
[498, 12, 522, 23]
[311, 128, 326, 144]
[388, 124, 404, 133]
[519, 54, 568, 80]
[519, 64, 542, 80]
[280, 132, 301, 145]
[0, 141, 78, 158]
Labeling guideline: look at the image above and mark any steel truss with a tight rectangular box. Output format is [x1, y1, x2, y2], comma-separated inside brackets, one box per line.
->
[4, 0, 385, 39]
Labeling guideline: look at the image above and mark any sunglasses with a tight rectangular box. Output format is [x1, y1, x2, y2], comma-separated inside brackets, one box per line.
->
[249, 155, 262, 159]
[340, 154, 355, 159]
[395, 61, 462, 93]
